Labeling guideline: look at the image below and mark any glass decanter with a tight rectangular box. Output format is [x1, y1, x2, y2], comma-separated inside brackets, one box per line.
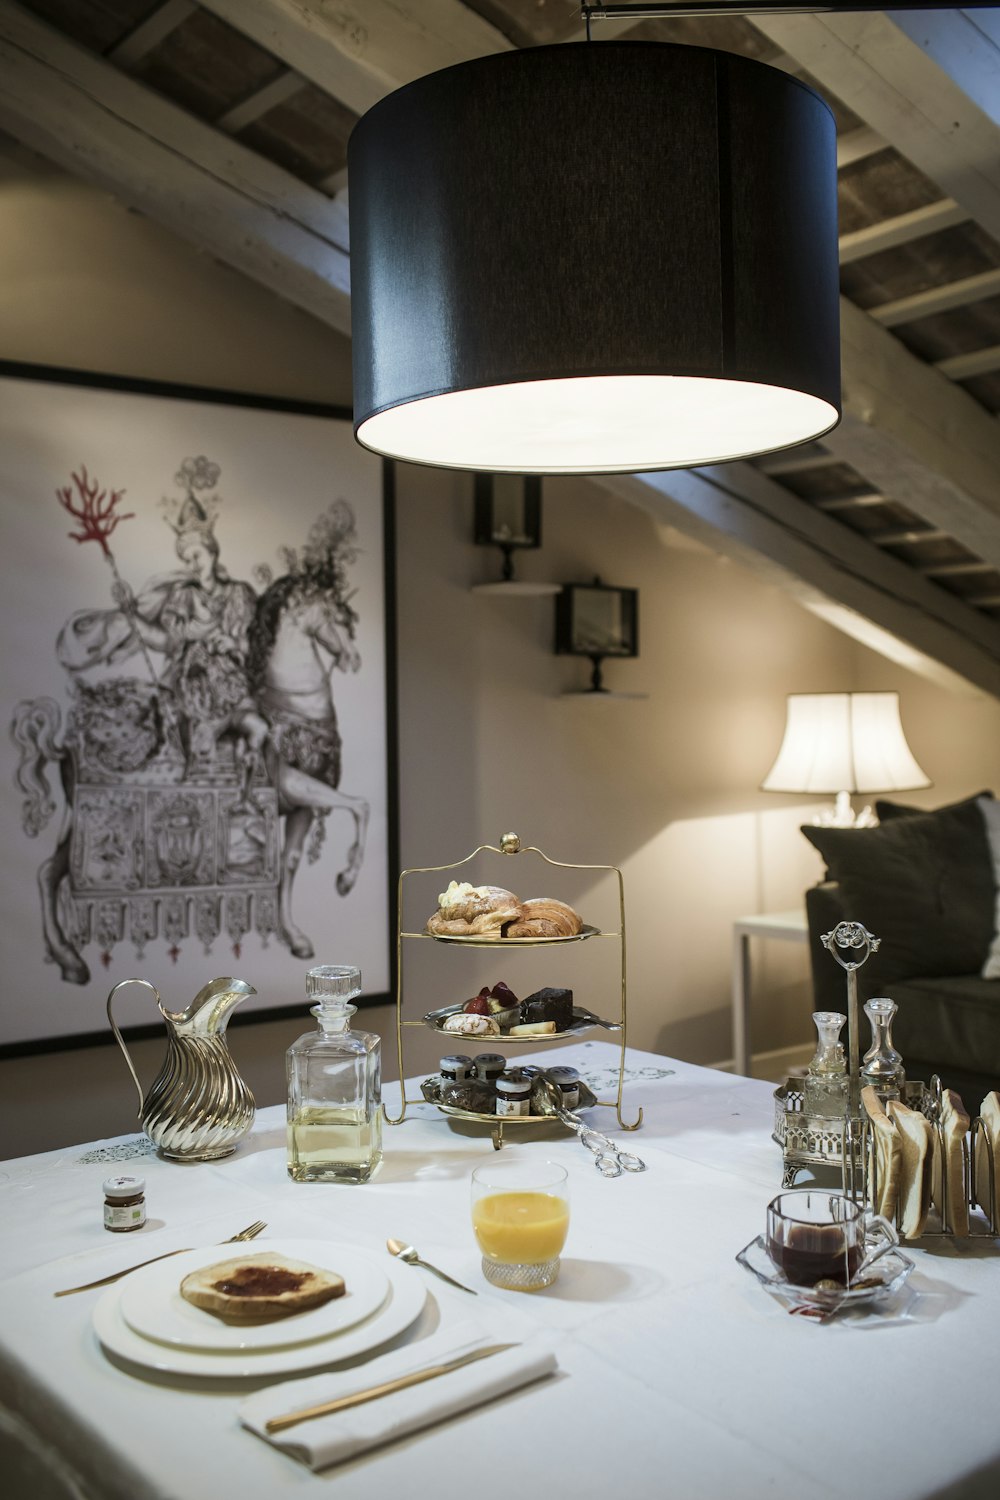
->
[861, 997, 905, 1103]
[286, 966, 382, 1183]
[802, 1011, 849, 1118]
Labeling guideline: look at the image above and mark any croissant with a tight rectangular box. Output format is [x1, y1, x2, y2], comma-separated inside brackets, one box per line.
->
[426, 913, 478, 937]
[505, 898, 583, 939]
[426, 910, 512, 939]
[426, 882, 522, 938]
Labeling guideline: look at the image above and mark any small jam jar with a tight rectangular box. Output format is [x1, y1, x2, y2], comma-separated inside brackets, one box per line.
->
[546, 1066, 581, 1110]
[103, 1175, 146, 1233]
[496, 1071, 532, 1117]
[439, 1054, 474, 1083]
[472, 1053, 506, 1083]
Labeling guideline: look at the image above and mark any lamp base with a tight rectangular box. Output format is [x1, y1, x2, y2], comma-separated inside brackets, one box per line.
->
[809, 791, 877, 830]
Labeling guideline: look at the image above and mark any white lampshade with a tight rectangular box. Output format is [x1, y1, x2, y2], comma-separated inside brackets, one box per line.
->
[762, 693, 930, 795]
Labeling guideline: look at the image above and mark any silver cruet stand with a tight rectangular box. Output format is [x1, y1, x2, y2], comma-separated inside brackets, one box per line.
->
[773, 920, 998, 1239]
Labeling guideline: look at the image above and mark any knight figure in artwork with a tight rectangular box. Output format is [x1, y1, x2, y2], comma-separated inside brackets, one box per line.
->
[11, 457, 369, 983]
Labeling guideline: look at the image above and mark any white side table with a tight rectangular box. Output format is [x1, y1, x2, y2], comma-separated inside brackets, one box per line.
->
[731, 909, 809, 1077]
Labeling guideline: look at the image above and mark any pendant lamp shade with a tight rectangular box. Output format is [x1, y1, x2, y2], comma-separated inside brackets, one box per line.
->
[347, 43, 841, 475]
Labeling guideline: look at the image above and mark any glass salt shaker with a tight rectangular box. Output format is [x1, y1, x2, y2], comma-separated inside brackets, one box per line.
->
[286, 965, 382, 1183]
[861, 997, 906, 1103]
[802, 1011, 849, 1118]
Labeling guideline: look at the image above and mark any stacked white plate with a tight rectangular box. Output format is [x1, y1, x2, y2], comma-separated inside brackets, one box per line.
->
[93, 1238, 427, 1378]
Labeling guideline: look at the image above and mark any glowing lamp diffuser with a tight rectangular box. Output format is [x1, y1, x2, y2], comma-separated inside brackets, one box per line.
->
[347, 43, 841, 475]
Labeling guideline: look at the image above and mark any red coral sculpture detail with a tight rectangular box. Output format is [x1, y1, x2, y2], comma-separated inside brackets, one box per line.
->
[57, 466, 134, 559]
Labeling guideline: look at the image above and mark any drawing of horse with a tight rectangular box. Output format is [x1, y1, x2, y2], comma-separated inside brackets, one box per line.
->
[11, 557, 370, 981]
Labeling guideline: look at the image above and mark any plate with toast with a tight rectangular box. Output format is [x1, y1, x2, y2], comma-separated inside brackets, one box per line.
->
[93, 1239, 427, 1377]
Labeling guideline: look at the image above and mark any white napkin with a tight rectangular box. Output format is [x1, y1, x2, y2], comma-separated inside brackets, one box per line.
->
[239, 1323, 558, 1470]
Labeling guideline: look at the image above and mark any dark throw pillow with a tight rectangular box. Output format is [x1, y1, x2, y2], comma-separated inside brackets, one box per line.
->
[802, 799, 995, 984]
[874, 791, 993, 823]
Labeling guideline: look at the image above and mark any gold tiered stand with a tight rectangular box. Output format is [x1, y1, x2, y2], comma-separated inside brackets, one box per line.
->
[384, 831, 642, 1148]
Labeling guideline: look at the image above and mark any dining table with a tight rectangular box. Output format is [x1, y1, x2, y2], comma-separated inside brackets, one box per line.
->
[1, 1040, 998, 1500]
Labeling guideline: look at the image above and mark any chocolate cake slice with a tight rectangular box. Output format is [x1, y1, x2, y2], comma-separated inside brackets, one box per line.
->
[521, 987, 573, 1032]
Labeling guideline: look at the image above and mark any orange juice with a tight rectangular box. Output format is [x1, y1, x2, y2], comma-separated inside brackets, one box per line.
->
[472, 1190, 569, 1264]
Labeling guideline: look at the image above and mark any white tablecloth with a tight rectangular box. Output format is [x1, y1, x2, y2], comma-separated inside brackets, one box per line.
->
[1, 1042, 997, 1500]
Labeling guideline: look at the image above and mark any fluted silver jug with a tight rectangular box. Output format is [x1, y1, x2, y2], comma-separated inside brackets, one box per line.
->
[107, 976, 257, 1160]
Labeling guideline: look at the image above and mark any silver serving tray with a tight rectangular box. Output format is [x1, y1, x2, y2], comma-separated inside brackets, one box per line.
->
[422, 1002, 620, 1041]
[426, 923, 601, 947]
[435, 1104, 561, 1124]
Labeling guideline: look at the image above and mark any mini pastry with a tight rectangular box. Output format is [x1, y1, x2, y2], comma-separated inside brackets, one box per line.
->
[442, 1012, 501, 1036]
[508, 1021, 556, 1036]
[506, 898, 583, 939]
[426, 881, 522, 938]
[180, 1253, 345, 1320]
[522, 987, 574, 1032]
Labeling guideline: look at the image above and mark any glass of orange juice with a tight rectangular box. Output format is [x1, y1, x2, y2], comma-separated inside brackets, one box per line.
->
[471, 1157, 570, 1291]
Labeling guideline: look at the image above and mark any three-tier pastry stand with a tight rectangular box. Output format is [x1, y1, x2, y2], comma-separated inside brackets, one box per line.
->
[384, 831, 643, 1148]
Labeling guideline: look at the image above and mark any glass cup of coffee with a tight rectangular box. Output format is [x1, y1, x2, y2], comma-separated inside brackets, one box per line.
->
[766, 1190, 897, 1288]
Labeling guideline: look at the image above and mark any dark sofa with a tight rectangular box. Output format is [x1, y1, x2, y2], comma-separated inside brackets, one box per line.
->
[803, 794, 1000, 1105]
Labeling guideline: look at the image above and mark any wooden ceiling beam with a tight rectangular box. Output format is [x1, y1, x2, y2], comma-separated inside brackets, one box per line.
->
[814, 492, 886, 512]
[757, 451, 840, 476]
[921, 561, 995, 578]
[0, 2, 351, 335]
[821, 297, 1000, 569]
[108, 0, 195, 68]
[195, 0, 512, 117]
[871, 268, 1000, 328]
[215, 70, 305, 134]
[869, 527, 949, 547]
[751, 13, 1000, 242]
[837, 126, 886, 169]
[935, 343, 1000, 382]
[891, 10, 1000, 129]
[603, 464, 1000, 699]
[838, 199, 968, 264]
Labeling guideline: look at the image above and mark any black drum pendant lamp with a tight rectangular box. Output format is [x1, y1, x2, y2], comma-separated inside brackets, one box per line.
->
[348, 42, 841, 475]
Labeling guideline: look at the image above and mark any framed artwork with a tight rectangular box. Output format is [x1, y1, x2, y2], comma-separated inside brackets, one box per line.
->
[0, 363, 397, 1051]
[555, 580, 639, 658]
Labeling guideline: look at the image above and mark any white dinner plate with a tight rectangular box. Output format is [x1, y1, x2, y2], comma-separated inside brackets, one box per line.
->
[119, 1240, 389, 1351]
[93, 1245, 428, 1379]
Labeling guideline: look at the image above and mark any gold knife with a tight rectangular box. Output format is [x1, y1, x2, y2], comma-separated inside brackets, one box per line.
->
[264, 1343, 520, 1433]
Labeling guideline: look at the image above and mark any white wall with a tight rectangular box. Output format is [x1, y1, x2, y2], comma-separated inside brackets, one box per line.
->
[2, 154, 998, 1157]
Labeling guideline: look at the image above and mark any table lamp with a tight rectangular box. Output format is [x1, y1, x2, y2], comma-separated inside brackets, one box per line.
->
[762, 692, 930, 827]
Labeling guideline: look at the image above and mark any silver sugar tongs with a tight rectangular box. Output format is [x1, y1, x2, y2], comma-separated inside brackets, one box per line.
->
[532, 1074, 647, 1178]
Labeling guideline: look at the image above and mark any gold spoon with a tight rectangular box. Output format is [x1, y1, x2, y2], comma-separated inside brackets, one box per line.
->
[386, 1238, 478, 1294]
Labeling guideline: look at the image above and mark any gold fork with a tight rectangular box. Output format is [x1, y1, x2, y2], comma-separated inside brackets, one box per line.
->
[53, 1219, 267, 1296]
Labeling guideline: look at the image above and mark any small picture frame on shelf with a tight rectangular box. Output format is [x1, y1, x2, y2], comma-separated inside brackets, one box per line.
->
[473, 473, 542, 555]
[555, 578, 638, 660]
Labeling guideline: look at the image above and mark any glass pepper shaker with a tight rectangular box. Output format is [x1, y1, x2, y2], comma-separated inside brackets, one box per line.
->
[286, 965, 382, 1183]
[861, 997, 905, 1103]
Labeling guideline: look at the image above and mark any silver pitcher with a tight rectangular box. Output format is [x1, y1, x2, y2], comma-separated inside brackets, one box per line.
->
[107, 976, 257, 1160]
